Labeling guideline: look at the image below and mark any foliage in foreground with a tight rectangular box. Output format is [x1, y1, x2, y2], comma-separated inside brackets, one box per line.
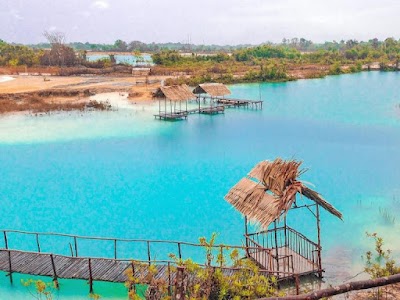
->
[126, 233, 281, 300]
[22, 279, 101, 300]
[363, 232, 400, 279]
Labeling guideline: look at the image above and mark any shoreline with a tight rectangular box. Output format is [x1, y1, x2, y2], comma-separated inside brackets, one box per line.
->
[0, 69, 397, 116]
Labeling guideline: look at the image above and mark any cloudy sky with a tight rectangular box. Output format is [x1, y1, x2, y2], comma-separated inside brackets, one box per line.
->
[1, 0, 399, 45]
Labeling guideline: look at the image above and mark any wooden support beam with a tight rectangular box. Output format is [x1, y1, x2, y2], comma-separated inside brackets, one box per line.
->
[7, 250, 12, 284]
[36, 234, 41, 253]
[316, 204, 322, 278]
[147, 241, 151, 265]
[74, 237, 78, 257]
[114, 239, 117, 259]
[50, 254, 59, 289]
[88, 258, 93, 294]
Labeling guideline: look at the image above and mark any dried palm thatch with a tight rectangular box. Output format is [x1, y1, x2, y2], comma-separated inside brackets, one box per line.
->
[225, 158, 342, 229]
[193, 83, 231, 97]
[153, 85, 196, 101]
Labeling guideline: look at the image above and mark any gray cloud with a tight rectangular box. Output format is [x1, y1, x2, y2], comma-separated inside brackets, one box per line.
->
[1, 0, 399, 44]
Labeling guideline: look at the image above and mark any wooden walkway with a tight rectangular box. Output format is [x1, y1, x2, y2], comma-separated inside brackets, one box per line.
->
[216, 97, 263, 109]
[0, 227, 322, 294]
[154, 112, 188, 120]
[154, 106, 224, 120]
[0, 249, 136, 283]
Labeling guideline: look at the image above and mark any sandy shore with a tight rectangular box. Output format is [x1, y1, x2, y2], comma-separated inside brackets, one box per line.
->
[0, 74, 163, 114]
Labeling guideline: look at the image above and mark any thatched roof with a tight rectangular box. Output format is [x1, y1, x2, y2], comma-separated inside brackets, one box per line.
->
[224, 158, 342, 229]
[153, 85, 196, 101]
[193, 83, 231, 97]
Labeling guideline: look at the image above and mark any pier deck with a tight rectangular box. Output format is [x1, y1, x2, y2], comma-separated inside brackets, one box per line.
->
[0, 228, 322, 292]
[154, 112, 188, 120]
[216, 97, 263, 109]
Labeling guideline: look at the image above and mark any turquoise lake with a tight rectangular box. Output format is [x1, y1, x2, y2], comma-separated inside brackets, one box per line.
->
[0, 72, 399, 299]
[87, 54, 152, 65]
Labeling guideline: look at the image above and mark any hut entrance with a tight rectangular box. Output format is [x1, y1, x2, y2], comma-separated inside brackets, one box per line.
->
[153, 85, 195, 120]
[225, 158, 342, 280]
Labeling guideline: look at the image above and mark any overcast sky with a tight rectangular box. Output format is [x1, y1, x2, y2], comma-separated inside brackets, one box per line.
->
[1, 0, 399, 45]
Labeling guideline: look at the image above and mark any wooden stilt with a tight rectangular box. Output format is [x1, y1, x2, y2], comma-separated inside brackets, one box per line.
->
[88, 258, 93, 294]
[244, 217, 250, 257]
[7, 250, 12, 284]
[50, 254, 59, 289]
[273, 221, 280, 276]
[316, 204, 323, 278]
[175, 266, 185, 300]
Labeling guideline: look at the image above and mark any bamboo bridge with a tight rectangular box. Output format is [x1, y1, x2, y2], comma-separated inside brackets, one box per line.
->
[0, 227, 321, 293]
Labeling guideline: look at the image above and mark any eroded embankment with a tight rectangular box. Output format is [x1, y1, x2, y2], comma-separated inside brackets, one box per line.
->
[0, 89, 111, 114]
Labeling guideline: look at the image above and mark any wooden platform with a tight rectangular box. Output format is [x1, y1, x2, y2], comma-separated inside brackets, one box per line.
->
[216, 98, 263, 109]
[154, 112, 188, 120]
[199, 106, 224, 114]
[249, 246, 318, 279]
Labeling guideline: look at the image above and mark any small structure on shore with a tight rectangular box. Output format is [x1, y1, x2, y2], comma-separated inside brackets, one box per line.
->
[225, 158, 342, 279]
[132, 67, 151, 77]
[153, 85, 195, 120]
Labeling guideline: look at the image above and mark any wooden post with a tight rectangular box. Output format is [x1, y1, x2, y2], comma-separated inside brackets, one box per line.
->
[74, 237, 78, 257]
[36, 234, 41, 253]
[130, 262, 136, 293]
[3, 231, 8, 249]
[274, 221, 280, 276]
[88, 258, 93, 294]
[167, 262, 172, 296]
[244, 217, 249, 257]
[295, 274, 300, 295]
[147, 241, 151, 265]
[50, 254, 59, 289]
[178, 242, 182, 259]
[7, 250, 12, 284]
[114, 239, 117, 259]
[219, 246, 223, 267]
[175, 266, 186, 300]
[69, 243, 74, 257]
[284, 216, 288, 248]
[316, 204, 323, 278]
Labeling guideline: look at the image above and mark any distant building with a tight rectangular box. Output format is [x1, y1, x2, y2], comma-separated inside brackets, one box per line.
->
[132, 67, 151, 77]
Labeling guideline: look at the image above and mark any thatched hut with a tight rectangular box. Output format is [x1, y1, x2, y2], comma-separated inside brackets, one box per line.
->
[153, 85, 196, 120]
[192, 83, 230, 113]
[193, 83, 231, 97]
[225, 158, 342, 279]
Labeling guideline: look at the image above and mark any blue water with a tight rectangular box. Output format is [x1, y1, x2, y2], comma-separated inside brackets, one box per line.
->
[0, 72, 399, 298]
[86, 54, 152, 66]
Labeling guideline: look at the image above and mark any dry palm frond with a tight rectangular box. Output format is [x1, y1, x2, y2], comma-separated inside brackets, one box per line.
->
[225, 158, 343, 229]
[153, 84, 195, 101]
[193, 83, 231, 97]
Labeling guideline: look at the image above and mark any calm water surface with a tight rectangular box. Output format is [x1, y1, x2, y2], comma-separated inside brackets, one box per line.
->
[0, 72, 399, 299]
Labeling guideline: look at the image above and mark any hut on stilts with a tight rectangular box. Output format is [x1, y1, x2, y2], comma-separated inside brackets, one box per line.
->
[192, 83, 229, 114]
[224, 158, 342, 280]
[193, 82, 263, 110]
[153, 85, 196, 120]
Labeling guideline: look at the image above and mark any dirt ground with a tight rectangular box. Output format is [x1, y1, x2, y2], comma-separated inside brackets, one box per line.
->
[0, 75, 164, 96]
[0, 75, 166, 114]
